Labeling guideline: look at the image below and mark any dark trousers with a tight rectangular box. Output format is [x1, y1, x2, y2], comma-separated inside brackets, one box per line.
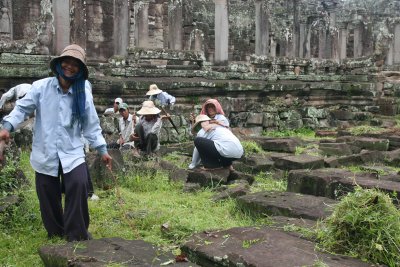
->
[134, 124, 158, 154]
[35, 162, 90, 242]
[61, 162, 94, 197]
[194, 137, 236, 168]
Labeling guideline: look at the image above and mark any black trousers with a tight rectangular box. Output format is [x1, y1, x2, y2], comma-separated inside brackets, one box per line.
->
[61, 162, 94, 197]
[194, 137, 236, 168]
[35, 162, 90, 242]
[134, 124, 158, 154]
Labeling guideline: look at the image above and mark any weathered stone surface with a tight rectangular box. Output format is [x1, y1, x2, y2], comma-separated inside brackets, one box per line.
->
[274, 154, 325, 170]
[251, 137, 302, 153]
[39, 237, 198, 267]
[212, 180, 250, 202]
[315, 130, 337, 137]
[234, 155, 274, 173]
[169, 168, 189, 183]
[353, 137, 389, 151]
[319, 142, 354, 156]
[237, 191, 336, 220]
[0, 195, 20, 213]
[383, 148, 400, 165]
[228, 170, 255, 185]
[182, 227, 374, 267]
[331, 150, 384, 167]
[287, 168, 400, 200]
[87, 150, 124, 190]
[187, 169, 230, 187]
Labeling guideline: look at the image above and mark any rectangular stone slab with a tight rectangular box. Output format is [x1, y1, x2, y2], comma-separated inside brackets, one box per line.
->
[182, 227, 374, 267]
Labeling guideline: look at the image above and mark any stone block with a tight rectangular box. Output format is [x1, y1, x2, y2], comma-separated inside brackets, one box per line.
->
[274, 154, 324, 170]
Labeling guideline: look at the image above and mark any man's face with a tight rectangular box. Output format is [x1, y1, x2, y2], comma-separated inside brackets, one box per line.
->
[119, 108, 129, 119]
[61, 57, 80, 77]
[113, 101, 120, 112]
[144, 115, 156, 121]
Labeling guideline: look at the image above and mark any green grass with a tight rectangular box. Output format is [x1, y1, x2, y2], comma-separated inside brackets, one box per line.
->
[262, 127, 316, 139]
[162, 151, 191, 169]
[316, 187, 400, 266]
[0, 151, 266, 266]
[241, 140, 263, 157]
[348, 125, 387, 136]
[1, 151, 64, 266]
[251, 172, 287, 193]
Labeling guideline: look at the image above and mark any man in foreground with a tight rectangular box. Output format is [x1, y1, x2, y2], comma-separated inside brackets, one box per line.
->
[0, 44, 112, 242]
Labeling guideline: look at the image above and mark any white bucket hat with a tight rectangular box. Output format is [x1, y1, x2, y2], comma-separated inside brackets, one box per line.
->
[50, 44, 89, 79]
[137, 100, 161, 115]
[192, 114, 211, 131]
[114, 97, 123, 104]
[146, 84, 163, 96]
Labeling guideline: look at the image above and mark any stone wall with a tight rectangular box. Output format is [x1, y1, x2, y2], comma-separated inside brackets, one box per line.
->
[1, 0, 400, 143]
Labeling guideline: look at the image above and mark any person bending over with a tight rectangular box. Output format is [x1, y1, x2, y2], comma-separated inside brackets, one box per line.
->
[189, 114, 243, 171]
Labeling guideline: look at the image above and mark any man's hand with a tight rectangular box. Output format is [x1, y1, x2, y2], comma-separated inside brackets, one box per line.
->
[119, 136, 125, 145]
[132, 111, 137, 124]
[129, 133, 140, 142]
[161, 113, 170, 120]
[189, 113, 195, 124]
[0, 129, 10, 143]
[101, 153, 113, 170]
[0, 129, 10, 163]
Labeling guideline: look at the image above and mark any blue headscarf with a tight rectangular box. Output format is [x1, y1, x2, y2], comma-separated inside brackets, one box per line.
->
[55, 61, 86, 126]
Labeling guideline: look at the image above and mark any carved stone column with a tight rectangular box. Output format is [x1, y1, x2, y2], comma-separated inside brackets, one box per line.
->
[135, 1, 149, 48]
[255, 0, 269, 56]
[305, 24, 311, 58]
[53, 0, 70, 54]
[338, 23, 347, 60]
[318, 28, 326, 59]
[70, 0, 86, 50]
[114, 0, 129, 56]
[386, 42, 394, 66]
[393, 23, 400, 64]
[353, 19, 363, 58]
[292, 0, 300, 57]
[299, 23, 307, 58]
[168, 0, 183, 50]
[270, 35, 276, 57]
[214, 0, 229, 64]
[0, 0, 12, 39]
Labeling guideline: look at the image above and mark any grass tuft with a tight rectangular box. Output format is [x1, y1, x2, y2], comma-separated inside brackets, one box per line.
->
[316, 187, 400, 266]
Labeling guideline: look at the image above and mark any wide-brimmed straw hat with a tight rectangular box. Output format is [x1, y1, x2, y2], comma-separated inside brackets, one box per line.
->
[192, 114, 211, 131]
[137, 100, 161, 115]
[50, 44, 89, 79]
[146, 84, 163, 96]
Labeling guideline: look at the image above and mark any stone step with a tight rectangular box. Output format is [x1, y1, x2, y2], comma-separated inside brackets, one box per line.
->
[234, 155, 275, 173]
[182, 227, 374, 267]
[274, 154, 325, 170]
[250, 137, 302, 153]
[237, 191, 337, 220]
[187, 169, 254, 187]
[336, 135, 390, 151]
[319, 142, 354, 156]
[324, 150, 385, 168]
[287, 168, 400, 200]
[39, 237, 198, 267]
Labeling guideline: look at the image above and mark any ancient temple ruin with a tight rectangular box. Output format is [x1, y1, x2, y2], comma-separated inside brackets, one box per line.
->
[1, 0, 400, 141]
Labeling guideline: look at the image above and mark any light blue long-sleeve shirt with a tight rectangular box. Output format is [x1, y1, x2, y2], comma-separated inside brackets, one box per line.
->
[189, 125, 243, 169]
[3, 77, 107, 176]
[150, 92, 176, 106]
